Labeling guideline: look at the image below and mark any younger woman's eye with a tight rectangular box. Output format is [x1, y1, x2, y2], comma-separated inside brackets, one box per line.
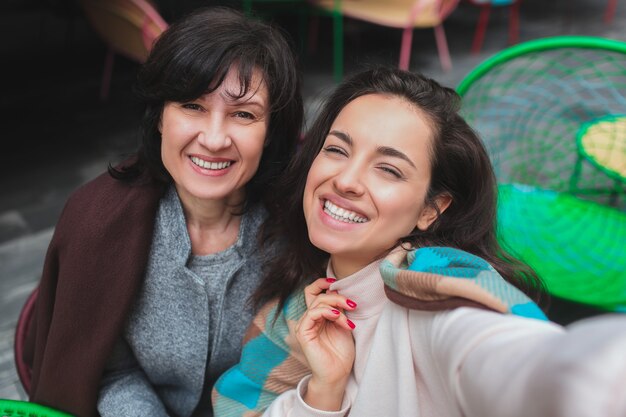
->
[379, 166, 403, 179]
[322, 146, 347, 156]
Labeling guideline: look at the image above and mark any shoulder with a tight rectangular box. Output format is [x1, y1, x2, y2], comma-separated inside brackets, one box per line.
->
[66, 171, 163, 211]
[213, 292, 311, 414]
[245, 292, 307, 346]
[54, 171, 166, 243]
[240, 203, 278, 257]
[381, 246, 547, 321]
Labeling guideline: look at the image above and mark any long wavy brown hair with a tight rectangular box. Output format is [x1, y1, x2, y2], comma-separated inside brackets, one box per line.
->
[255, 67, 546, 312]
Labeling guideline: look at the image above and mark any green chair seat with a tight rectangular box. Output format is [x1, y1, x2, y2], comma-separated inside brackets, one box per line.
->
[0, 399, 74, 417]
[497, 183, 626, 311]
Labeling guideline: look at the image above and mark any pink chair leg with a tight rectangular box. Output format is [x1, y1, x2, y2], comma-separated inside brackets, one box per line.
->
[433, 24, 452, 72]
[605, 0, 618, 23]
[100, 49, 115, 101]
[472, 5, 491, 54]
[508, 1, 520, 45]
[399, 27, 414, 70]
[14, 286, 39, 394]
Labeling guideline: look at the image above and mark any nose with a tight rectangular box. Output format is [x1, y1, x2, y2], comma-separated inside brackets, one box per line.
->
[332, 161, 365, 196]
[197, 115, 232, 152]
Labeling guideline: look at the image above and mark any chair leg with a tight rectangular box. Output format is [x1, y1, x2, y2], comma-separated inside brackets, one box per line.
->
[433, 24, 452, 72]
[472, 5, 491, 54]
[100, 49, 115, 101]
[604, 0, 618, 23]
[569, 154, 583, 194]
[332, 10, 343, 83]
[242, 0, 252, 16]
[508, 1, 521, 45]
[398, 27, 414, 70]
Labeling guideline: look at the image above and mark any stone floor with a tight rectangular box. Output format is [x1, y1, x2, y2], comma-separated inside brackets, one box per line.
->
[1, 0, 624, 402]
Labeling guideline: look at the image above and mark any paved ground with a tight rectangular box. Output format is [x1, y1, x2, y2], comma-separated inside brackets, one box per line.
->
[1, 0, 624, 401]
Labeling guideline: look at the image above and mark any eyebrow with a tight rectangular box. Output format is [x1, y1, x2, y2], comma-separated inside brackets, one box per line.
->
[220, 89, 267, 109]
[227, 95, 266, 108]
[328, 130, 417, 168]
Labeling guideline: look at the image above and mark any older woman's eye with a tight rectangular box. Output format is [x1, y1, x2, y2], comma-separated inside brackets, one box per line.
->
[181, 103, 203, 111]
[234, 111, 255, 120]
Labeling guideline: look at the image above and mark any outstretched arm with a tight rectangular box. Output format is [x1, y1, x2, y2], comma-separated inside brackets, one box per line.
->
[434, 308, 626, 417]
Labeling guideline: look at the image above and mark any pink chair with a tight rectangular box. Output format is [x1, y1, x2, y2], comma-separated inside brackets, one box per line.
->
[605, 0, 618, 23]
[14, 286, 39, 394]
[309, 0, 460, 78]
[466, 0, 521, 54]
[78, 0, 168, 99]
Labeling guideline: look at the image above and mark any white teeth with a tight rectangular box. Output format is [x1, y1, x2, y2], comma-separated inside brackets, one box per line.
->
[190, 156, 232, 170]
[323, 200, 369, 223]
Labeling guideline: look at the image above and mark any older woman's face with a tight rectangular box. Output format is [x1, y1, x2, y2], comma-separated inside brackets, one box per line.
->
[160, 66, 269, 206]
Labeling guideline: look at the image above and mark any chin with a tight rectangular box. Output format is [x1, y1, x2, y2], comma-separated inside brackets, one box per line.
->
[307, 233, 343, 256]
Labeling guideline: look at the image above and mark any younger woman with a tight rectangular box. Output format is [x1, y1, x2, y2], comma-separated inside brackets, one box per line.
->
[212, 68, 626, 417]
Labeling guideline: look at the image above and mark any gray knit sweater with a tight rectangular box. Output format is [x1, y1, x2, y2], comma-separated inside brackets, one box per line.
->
[98, 187, 272, 417]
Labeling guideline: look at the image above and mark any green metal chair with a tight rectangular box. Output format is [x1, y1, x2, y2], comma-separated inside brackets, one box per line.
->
[0, 399, 74, 417]
[457, 36, 626, 311]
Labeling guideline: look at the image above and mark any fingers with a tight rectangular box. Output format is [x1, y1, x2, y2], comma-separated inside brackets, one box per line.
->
[304, 277, 337, 306]
[310, 293, 357, 313]
[298, 304, 356, 334]
[304, 278, 358, 312]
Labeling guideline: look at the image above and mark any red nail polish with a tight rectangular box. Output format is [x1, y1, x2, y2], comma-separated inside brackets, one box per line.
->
[347, 319, 356, 329]
[346, 299, 357, 308]
[331, 309, 340, 315]
[326, 278, 337, 283]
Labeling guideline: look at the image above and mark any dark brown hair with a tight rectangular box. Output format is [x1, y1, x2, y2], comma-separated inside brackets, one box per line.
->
[254, 67, 545, 311]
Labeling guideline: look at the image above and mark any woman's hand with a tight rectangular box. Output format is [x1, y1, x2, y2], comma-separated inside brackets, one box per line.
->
[296, 278, 357, 411]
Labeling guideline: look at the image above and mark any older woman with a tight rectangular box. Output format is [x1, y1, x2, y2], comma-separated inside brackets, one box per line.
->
[23, 7, 302, 417]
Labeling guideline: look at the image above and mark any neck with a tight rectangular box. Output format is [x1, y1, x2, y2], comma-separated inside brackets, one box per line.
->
[329, 247, 396, 279]
[329, 256, 372, 280]
[176, 185, 245, 255]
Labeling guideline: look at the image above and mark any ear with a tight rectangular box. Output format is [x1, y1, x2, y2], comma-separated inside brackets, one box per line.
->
[416, 194, 452, 231]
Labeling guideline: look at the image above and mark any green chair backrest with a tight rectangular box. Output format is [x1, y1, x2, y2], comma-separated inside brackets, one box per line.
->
[457, 36, 626, 209]
[457, 36, 626, 311]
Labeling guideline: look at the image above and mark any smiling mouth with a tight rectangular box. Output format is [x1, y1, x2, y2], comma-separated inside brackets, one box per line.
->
[323, 200, 369, 223]
[190, 156, 232, 170]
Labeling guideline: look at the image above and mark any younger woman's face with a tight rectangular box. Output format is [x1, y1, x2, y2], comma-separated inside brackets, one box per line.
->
[303, 93, 444, 277]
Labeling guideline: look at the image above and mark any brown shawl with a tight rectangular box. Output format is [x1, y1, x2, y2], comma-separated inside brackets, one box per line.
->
[23, 171, 166, 417]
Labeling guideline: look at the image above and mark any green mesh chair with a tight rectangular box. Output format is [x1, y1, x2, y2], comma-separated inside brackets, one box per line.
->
[0, 399, 74, 417]
[457, 36, 626, 311]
